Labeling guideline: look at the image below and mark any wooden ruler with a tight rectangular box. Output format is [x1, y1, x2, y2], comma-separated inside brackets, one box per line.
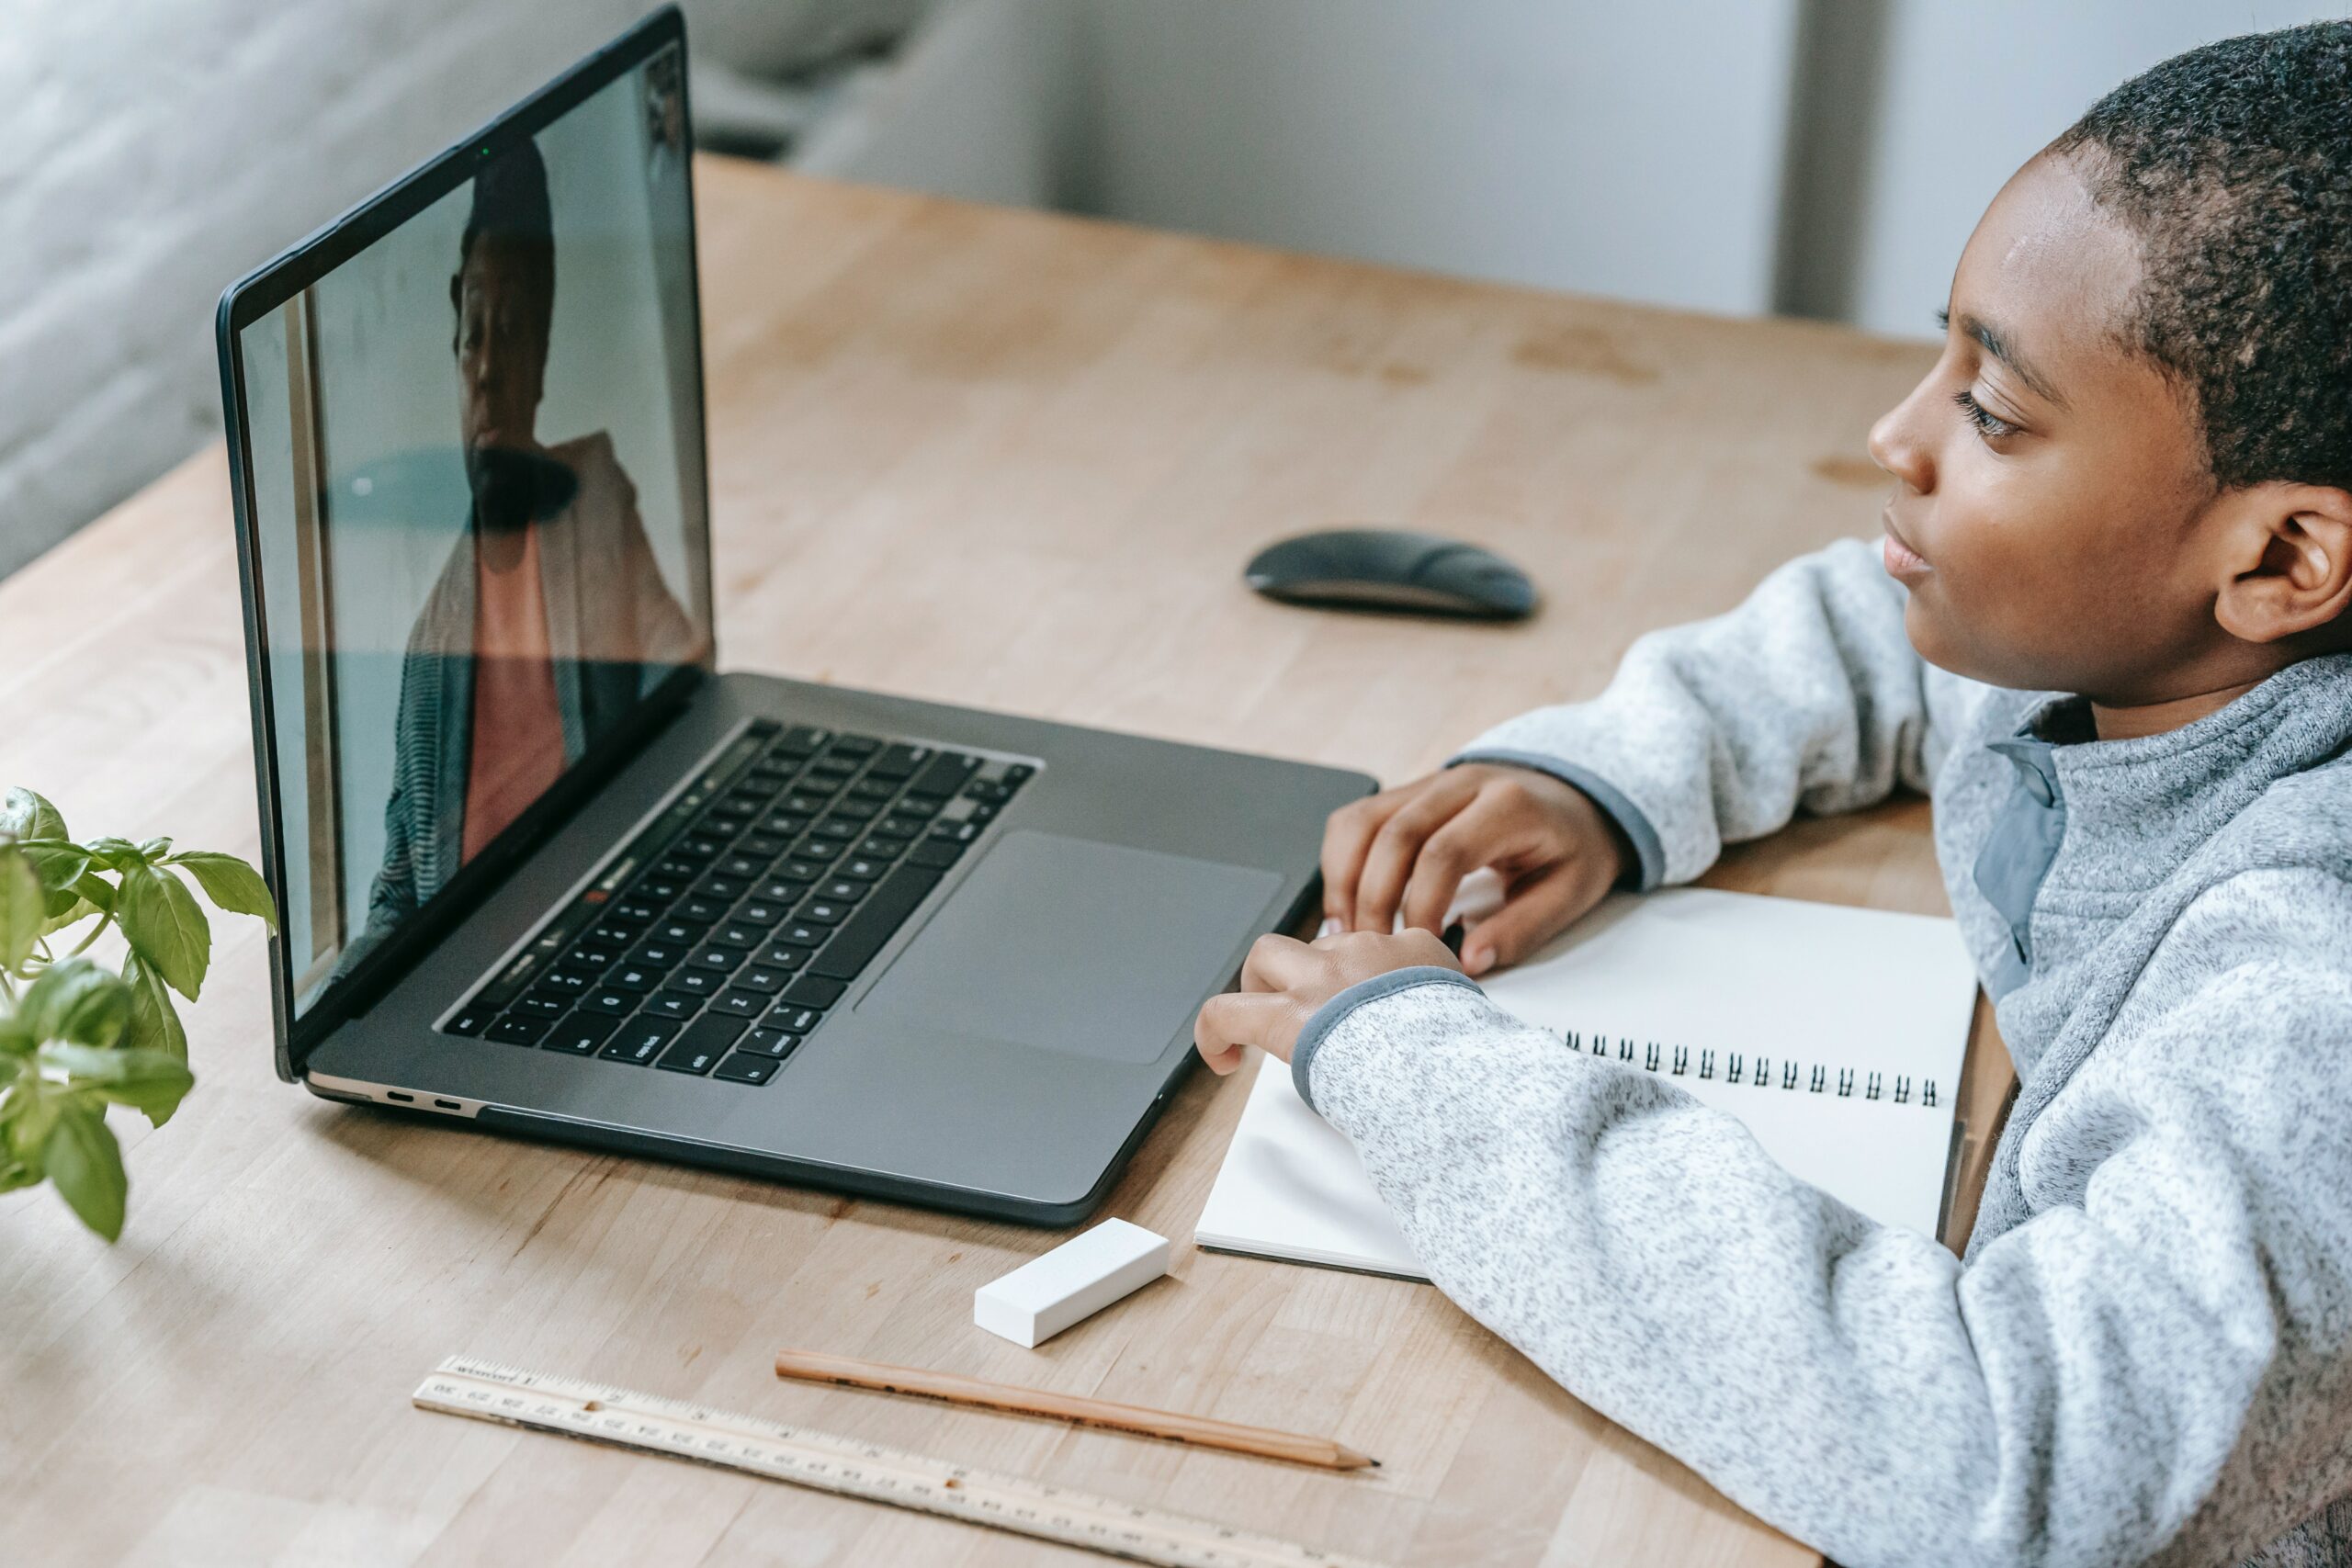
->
[413, 1357, 1394, 1568]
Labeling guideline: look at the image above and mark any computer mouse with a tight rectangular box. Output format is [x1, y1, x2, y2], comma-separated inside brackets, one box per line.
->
[1244, 528, 1538, 620]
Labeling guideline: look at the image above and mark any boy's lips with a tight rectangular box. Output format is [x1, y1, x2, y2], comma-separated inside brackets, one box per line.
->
[1881, 516, 1931, 581]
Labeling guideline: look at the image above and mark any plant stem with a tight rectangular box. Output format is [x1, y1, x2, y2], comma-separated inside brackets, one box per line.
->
[62, 914, 113, 958]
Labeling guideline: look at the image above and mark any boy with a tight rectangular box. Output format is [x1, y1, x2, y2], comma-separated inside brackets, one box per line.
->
[1194, 26, 2352, 1567]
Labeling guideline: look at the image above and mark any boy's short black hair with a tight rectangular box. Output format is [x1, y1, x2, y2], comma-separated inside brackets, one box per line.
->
[453, 137, 556, 344]
[2051, 23, 2352, 494]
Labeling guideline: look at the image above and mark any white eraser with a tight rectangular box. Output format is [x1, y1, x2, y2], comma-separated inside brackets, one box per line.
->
[974, 1218, 1170, 1348]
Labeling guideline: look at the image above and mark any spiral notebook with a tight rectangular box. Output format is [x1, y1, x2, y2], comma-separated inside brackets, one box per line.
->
[1194, 887, 1982, 1279]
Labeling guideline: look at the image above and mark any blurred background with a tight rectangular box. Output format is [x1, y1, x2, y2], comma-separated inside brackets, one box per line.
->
[4, 0, 2343, 579]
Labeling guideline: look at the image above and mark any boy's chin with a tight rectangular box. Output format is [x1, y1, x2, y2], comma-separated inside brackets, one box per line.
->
[1901, 594, 1996, 684]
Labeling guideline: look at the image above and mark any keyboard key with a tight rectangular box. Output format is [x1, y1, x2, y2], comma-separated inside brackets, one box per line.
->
[769, 1004, 825, 1034]
[608, 898, 662, 924]
[580, 989, 638, 1016]
[909, 750, 983, 797]
[847, 778, 899, 802]
[739, 1027, 802, 1059]
[755, 943, 812, 971]
[715, 854, 767, 881]
[867, 742, 929, 780]
[738, 1027, 802, 1059]
[759, 814, 810, 840]
[794, 898, 851, 926]
[670, 969, 722, 998]
[826, 734, 880, 759]
[820, 878, 869, 903]
[657, 1021, 739, 1075]
[927, 820, 982, 846]
[738, 833, 790, 859]
[773, 725, 829, 756]
[713, 1053, 778, 1084]
[907, 838, 966, 870]
[730, 966, 786, 994]
[964, 779, 1012, 805]
[650, 917, 708, 946]
[634, 875, 689, 903]
[735, 900, 789, 927]
[784, 793, 834, 816]
[1002, 762, 1035, 784]
[836, 856, 886, 882]
[811, 819, 861, 842]
[543, 1015, 616, 1055]
[711, 989, 767, 1019]
[630, 940, 689, 969]
[538, 966, 595, 996]
[691, 943, 749, 973]
[880, 815, 932, 840]
[676, 897, 730, 924]
[488, 1014, 550, 1045]
[712, 922, 766, 950]
[675, 835, 728, 861]
[608, 964, 661, 994]
[808, 864, 943, 981]
[644, 991, 703, 1021]
[782, 975, 847, 1008]
[652, 855, 703, 881]
[599, 1019, 678, 1065]
[778, 920, 828, 949]
[857, 835, 910, 861]
[754, 878, 809, 905]
[899, 792, 950, 815]
[692, 874, 749, 903]
[514, 991, 569, 1019]
[445, 1006, 493, 1036]
[567, 939, 625, 970]
[778, 858, 831, 882]
[824, 798, 877, 822]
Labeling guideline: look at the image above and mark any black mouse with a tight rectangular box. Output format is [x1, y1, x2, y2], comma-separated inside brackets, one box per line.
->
[1244, 528, 1538, 620]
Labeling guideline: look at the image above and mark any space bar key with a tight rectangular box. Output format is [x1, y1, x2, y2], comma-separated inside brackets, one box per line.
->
[808, 865, 944, 981]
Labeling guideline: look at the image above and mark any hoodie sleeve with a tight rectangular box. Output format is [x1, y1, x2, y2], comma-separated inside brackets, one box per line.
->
[1296, 867, 2352, 1568]
[1452, 536, 1984, 889]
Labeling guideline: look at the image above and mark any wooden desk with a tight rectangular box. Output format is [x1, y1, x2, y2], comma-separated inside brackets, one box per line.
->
[0, 156, 2007, 1566]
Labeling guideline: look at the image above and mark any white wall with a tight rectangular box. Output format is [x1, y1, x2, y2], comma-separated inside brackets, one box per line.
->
[1076, 0, 1804, 318]
[1834, 0, 2352, 336]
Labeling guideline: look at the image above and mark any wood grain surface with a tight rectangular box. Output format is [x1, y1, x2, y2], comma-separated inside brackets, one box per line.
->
[0, 155, 2007, 1567]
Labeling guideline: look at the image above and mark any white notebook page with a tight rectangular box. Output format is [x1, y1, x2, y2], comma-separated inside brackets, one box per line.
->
[1194, 888, 1982, 1279]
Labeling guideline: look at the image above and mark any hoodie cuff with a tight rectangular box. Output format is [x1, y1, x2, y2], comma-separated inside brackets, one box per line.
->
[1292, 965, 1485, 1111]
[1445, 750, 1664, 892]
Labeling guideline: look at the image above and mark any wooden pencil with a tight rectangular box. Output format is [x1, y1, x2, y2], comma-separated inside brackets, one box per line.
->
[774, 1348, 1378, 1471]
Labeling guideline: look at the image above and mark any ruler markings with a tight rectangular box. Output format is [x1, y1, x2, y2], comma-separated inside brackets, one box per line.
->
[413, 1356, 1393, 1568]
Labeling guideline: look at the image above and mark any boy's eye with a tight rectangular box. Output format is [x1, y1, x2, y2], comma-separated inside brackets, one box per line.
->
[1952, 388, 2019, 442]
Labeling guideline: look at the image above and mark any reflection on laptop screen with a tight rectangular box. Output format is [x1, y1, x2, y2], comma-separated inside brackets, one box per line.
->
[235, 41, 710, 1016]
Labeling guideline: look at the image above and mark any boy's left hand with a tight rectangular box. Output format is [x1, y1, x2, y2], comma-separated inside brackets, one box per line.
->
[1193, 929, 1462, 1075]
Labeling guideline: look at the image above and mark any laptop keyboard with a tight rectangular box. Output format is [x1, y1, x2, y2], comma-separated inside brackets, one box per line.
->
[441, 719, 1034, 1087]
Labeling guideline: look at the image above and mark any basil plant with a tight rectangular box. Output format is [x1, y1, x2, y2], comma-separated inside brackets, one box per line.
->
[0, 787, 276, 1239]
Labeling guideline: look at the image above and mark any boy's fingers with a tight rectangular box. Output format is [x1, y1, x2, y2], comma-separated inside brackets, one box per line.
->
[1459, 860, 1601, 976]
[1239, 931, 1321, 992]
[1397, 798, 1516, 934]
[1320, 793, 1408, 922]
[1351, 781, 1477, 932]
[1195, 990, 1303, 1066]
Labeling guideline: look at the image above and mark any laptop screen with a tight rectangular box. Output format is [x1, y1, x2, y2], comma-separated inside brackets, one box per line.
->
[231, 35, 711, 1019]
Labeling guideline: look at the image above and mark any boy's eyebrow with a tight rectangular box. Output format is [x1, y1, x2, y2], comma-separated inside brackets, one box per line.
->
[1938, 307, 2069, 410]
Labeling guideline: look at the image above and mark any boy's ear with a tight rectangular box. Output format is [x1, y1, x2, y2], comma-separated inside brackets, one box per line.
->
[2212, 482, 2352, 646]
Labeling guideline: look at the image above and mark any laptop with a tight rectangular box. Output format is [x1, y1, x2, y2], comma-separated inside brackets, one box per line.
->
[214, 7, 1370, 1224]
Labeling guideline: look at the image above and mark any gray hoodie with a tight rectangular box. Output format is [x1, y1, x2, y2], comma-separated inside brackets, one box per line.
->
[1290, 538, 2352, 1567]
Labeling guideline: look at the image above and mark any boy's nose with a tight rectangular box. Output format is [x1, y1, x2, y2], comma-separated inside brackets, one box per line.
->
[1867, 397, 1933, 495]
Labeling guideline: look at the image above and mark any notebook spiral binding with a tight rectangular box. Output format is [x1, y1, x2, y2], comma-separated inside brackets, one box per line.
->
[1557, 1030, 1939, 1108]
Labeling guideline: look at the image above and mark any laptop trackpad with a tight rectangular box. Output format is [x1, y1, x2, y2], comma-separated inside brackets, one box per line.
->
[855, 830, 1283, 1063]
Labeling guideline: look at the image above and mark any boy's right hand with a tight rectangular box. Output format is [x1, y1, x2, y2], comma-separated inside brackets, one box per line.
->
[1321, 763, 1633, 977]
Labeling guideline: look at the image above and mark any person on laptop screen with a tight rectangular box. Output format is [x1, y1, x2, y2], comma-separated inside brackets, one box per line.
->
[344, 137, 699, 973]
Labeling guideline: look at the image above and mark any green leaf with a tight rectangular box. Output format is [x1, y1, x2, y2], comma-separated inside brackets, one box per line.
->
[0, 787, 68, 844]
[6, 1073, 60, 1167]
[20, 842, 95, 919]
[44, 1103, 125, 1241]
[116, 863, 209, 1001]
[140, 837, 172, 860]
[17, 959, 132, 1048]
[0, 1012, 34, 1055]
[84, 837, 149, 872]
[39, 1043, 193, 1127]
[119, 951, 187, 1063]
[0, 842, 40, 971]
[168, 852, 278, 933]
